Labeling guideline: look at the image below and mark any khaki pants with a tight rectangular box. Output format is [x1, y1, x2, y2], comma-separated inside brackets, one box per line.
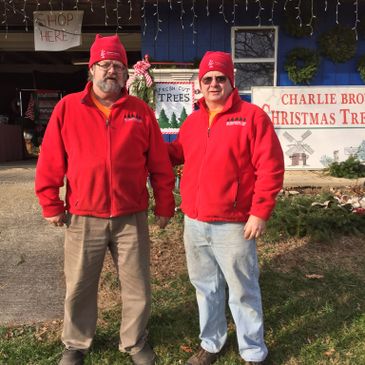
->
[61, 212, 151, 355]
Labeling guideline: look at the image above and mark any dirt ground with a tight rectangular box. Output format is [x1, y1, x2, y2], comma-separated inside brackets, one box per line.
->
[0, 159, 364, 326]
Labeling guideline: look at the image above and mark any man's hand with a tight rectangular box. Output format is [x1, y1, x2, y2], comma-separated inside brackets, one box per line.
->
[155, 216, 170, 229]
[45, 213, 66, 227]
[244, 215, 266, 240]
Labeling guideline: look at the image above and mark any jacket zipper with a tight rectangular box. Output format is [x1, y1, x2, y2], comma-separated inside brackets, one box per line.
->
[105, 117, 113, 217]
[233, 180, 239, 208]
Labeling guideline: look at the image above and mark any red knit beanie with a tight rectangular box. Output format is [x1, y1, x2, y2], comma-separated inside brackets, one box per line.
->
[199, 51, 234, 87]
[89, 34, 128, 68]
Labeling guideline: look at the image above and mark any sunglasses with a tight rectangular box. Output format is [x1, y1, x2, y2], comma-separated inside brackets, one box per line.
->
[96, 61, 125, 73]
[201, 76, 228, 85]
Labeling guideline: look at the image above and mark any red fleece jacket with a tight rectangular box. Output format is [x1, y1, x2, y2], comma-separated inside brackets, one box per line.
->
[35, 82, 175, 218]
[168, 88, 284, 222]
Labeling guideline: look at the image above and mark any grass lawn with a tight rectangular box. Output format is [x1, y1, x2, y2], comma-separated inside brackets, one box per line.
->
[1, 190, 364, 364]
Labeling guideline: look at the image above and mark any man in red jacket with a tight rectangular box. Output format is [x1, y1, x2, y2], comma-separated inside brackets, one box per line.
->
[168, 51, 284, 365]
[35, 34, 175, 365]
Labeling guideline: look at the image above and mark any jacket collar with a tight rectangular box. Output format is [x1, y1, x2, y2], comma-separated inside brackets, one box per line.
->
[197, 88, 241, 115]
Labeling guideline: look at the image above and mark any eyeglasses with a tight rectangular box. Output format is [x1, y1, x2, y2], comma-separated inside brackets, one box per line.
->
[201, 76, 228, 85]
[96, 61, 125, 73]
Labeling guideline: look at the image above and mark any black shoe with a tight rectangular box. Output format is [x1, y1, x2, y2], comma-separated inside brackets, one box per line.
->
[131, 343, 156, 365]
[186, 347, 219, 365]
[58, 349, 84, 365]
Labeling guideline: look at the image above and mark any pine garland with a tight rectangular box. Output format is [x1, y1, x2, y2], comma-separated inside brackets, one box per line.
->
[317, 25, 357, 63]
[284, 48, 320, 85]
[128, 74, 156, 110]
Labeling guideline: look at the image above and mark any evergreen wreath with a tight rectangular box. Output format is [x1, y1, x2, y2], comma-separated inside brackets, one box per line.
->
[317, 25, 357, 63]
[284, 47, 320, 85]
[357, 55, 365, 83]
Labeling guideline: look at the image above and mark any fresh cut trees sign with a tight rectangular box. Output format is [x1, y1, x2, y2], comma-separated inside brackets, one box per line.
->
[155, 82, 194, 133]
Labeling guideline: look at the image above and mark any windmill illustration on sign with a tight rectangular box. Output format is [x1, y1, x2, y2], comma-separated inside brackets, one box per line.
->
[283, 130, 314, 166]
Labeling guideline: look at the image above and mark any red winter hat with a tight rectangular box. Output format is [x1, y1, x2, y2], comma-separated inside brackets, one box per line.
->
[89, 34, 128, 68]
[199, 51, 234, 87]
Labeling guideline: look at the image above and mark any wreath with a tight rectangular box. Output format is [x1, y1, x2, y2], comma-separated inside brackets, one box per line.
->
[317, 25, 357, 63]
[357, 55, 365, 83]
[284, 48, 320, 85]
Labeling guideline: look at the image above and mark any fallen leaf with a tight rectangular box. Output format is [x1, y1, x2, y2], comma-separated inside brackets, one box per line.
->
[180, 345, 193, 353]
[305, 274, 324, 279]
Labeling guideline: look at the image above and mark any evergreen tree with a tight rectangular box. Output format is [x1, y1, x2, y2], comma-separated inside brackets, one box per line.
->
[170, 112, 179, 128]
[158, 109, 170, 128]
[179, 107, 188, 127]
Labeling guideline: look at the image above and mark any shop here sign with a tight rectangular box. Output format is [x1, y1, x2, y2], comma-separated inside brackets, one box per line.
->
[33, 11, 83, 51]
[252, 86, 365, 169]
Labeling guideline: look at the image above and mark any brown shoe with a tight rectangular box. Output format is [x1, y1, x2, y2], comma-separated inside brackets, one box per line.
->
[245, 361, 265, 365]
[131, 343, 156, 365]
[186, 347, 219, 365]
[58, 349, 84, 365]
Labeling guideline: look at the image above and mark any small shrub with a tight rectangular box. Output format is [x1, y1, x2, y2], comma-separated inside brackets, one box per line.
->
[265, 193, 365, 243]
[328, 156, 365, 178]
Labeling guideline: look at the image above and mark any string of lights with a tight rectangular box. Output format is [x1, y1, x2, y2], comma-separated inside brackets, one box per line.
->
[306, 0, 316, 36]
[0, 0, 363, 44]
[352, 0, 359, 40]
[219, 0, 228, 24]
[190, 0, 197, 45]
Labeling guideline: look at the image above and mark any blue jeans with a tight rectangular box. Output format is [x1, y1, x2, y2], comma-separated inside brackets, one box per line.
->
[184, 216, 268, 362]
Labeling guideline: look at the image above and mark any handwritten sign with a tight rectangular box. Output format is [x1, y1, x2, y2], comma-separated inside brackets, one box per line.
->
[252, 86, 365, 169]
[155, 82, 194, 133]
[33, 11, 84, 51]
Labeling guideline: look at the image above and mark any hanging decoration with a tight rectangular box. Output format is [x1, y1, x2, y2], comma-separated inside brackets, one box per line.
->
[89, 0, 94, 13]
[141, 0, 147, 36]
[283, 0, 316, 38]
[126, 55, 156, 110]
[306, 0, 316, 36]
[284, 47, 320, 85]
[101, 0, 108, 26]
[352, 0, 359, 40]
[22, 0, 28, 32]
[178, 0, 184, 30]
[232, 0, 237, 24]
[2, 0, 8, 39]
[219, 0, 228, 24]
[255, 0, 264, 27]
[154, 0, 162, 40]
[357, 54, 365, 83]
[128, 0, 132, 20]
[318, 25, 357, 63]
[114, 0, 122, 32]
[295, 0, 302, 28]
[336, 0, 341, 25]
[269, 0, 278, 25]
[0, 0, 363, 45]
[190, 0, 197, 44]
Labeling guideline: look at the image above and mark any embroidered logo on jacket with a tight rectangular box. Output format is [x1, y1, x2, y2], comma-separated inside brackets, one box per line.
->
[124, 113, 143, 123]
[226, 117, 246, 127]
